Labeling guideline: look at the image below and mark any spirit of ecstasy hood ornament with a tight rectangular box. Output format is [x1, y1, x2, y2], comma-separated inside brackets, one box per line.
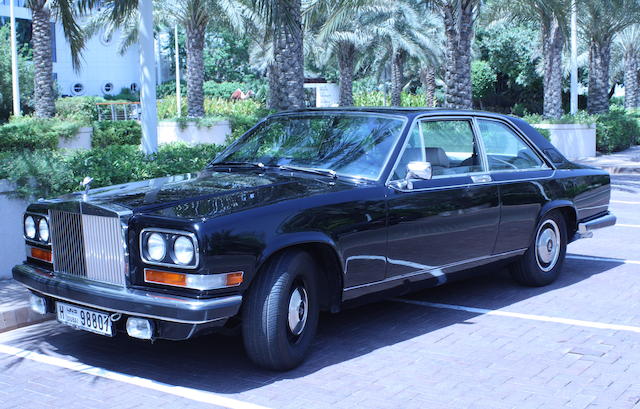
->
[80, 176, 93, 199]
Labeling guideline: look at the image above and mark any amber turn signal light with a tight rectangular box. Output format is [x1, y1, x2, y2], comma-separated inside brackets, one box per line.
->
[225, 272, 244, 286]
[144, 269, 187, 287]
[28, 246, 52, 263]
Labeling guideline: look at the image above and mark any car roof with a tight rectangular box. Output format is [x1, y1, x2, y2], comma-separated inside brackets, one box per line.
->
[271, 107, 559, 157]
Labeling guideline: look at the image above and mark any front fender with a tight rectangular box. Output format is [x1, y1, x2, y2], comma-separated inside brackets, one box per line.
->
[256, 232, 344, 272]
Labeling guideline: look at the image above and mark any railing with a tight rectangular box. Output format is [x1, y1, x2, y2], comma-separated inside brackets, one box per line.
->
[96, 102, 141, 121]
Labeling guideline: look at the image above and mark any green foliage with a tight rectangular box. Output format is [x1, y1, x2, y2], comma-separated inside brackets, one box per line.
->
[91, 120, 142, 147]
[0, 117, 82, 150]
[523, 111, 597, 125]
[202, 81, 252, 99]
[472, 60, 497, 100]
[157, 96, 269, 142]
[157, 81, 186, 99]
[1, 143, 225, 200]
[536, 128, 551, 141]
[595, 107, 640, 153]
[0, 25, 34, 122]
[55, 96, 105, 124]
[354, 91, 427, 107]
[104, 87, 139, 102]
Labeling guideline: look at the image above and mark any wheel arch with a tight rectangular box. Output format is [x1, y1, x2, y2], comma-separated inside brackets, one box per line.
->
[255, 234, 345, 313]
[538, 200, 577, 238]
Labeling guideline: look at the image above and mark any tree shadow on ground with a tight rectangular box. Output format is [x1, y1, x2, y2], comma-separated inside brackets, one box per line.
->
[0, 256, 624, 394]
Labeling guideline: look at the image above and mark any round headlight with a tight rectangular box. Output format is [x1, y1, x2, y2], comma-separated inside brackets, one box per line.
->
[38, 218, 49, 242]
[24, 216, 36, 239]
[146, 233, 166, 261]
[173, 236, 195, 265]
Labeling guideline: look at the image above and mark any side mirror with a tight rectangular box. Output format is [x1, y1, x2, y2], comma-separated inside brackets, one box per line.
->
[406, 161, 432, 181]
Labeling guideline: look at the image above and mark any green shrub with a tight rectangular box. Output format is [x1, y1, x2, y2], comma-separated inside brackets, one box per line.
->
[91, 120, 142, 147]
[55, 96, 105, 124]
[354, 91, 430, 107]
[1, 142, 224, 200]
[157, 81, 186, 99]
[522, 111, 597, 125]
[104, 87, 139, 102]
[596, 108, 640, 153]
[0, 117, 82, 150]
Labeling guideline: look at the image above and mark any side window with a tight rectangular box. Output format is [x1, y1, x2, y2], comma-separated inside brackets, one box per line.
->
[392, 119, 483, 179]
[477, 120, 545, 171]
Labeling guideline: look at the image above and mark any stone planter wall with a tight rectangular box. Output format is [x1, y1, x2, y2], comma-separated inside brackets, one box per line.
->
[157, 120, 231, 146]
[0, 180, 28, 279]
[58, 127, 93, 150]
[533, 123, 596, 161]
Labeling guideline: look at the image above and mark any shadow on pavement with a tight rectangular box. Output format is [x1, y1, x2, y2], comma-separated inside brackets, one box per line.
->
[0, 256, 624, 394]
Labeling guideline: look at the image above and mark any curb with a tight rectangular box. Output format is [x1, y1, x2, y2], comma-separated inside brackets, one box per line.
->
[0, 308, 53, 334]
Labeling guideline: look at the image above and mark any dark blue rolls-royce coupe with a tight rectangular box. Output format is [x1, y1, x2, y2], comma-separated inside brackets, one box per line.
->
[14, 108, 616, 370]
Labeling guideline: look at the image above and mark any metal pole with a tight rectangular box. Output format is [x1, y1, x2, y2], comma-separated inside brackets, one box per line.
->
[10, 0, 21, 117]
[570, 0, 578, 114]
[139, 0, 158, 153]
[175, 25, 181, 118]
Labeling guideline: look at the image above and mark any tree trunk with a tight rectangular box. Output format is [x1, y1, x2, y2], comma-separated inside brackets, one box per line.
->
[269, 0, 305, 111]
[588, 39, 612, 114]
[542, 15, 564, 119]
[624, 52, 639, 109]
[267, 63, 280, 109]
[337, 41, 355, 106]
[31, 1, 55, 118]
[420, 66, 436, 107]
[185, 24, 205, 117]
[457, 0, 474, 109]
[391, 50, 404, 106]
[442, 0, 476, 109]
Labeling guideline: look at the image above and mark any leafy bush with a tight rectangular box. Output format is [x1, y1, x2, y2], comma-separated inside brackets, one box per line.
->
[596, 108, 640, 153]
[472, 60, 497, 100]
[1, 143, 224, 199]
[91, 120, 142, 147]
[104, 87, 139, 102]
[354, 91, 429, 107]
[0, 117, 82, 150]
[55, 96, 105, 124]
[0, 25, 34, 122]
[522, 111, 597, 125]
[157, 81, 186, 99]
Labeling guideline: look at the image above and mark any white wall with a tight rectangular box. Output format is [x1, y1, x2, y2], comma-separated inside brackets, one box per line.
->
[0, 181, 28, 279]
[53, 22, 141, 98]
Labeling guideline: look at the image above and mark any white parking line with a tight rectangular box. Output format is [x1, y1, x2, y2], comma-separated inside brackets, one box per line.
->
[611, 200, 640, 205]
[391, 298, 640, 334]
[566, 254, 640, 265]
[616, 223, 640, 228]
[0, 344, 270, 409]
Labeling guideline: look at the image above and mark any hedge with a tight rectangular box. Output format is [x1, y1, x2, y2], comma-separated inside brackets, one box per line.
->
[0, 143, 224, 200]
[0, 117, 82, 151]
[92, 120, 142, 147]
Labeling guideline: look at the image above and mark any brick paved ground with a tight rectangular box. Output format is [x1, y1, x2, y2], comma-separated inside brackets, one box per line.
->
[0, 174, 638, 409]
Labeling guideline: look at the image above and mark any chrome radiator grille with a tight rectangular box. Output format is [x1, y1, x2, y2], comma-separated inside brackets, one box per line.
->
[49, 209, 127, 286]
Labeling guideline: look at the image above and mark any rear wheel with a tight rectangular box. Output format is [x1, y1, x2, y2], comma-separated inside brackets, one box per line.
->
[242, 250, 319, 371]
[511, 211, 567, 286]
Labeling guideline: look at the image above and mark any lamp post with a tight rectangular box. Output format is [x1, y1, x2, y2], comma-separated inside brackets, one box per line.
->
[570, 0, 578, 114]
[139, 0, 158, 154]
[10, 0, 21, 117]
[175, 25, 181, 118]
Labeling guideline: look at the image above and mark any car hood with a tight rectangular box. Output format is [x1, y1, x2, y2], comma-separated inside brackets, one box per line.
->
[58, 169, 353, 219]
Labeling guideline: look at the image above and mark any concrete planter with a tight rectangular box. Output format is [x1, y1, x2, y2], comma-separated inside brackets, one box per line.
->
[0, 180, 28, 279]
[58, 127, 93, 150]
[533, 123, 596, 160]
[157, 120, 231, 146]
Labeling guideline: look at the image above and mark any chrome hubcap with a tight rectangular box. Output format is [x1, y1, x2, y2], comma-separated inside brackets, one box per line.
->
[536, 220, 560, 272]
[287, 286, 308, 336]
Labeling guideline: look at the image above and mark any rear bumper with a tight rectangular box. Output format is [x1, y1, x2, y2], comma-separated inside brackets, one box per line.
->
[12, 263, 242, 325]
[575, 212, 617, 239]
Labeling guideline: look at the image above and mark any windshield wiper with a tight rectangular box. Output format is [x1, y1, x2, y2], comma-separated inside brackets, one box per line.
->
[278, 164, 338, 179]
[208, 161, 265, 170]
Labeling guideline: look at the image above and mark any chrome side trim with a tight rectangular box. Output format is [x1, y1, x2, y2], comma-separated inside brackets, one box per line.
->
[387, 172, 556, 193]
[343, 248, 527, 292]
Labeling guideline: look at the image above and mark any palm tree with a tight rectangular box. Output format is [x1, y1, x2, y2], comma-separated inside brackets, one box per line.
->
[579, 0, 640, 114]
[433, 0, 480, 109]
[26, 0, 90, 117]
[490, 0, 569, 119]
[616, 25, 640, 109]
[90, 0, 248, 118]
[252, 0, 305, 111]
[419, 66, 437, 107]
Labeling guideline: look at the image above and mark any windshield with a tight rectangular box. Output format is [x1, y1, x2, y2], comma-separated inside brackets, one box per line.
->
[211, 113, 407, 180]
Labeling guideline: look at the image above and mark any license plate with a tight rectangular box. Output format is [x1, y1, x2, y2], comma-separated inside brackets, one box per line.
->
[56, 302, 113, 336]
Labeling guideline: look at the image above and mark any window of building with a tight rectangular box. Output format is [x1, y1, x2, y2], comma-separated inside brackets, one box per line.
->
[130, 83, 139, 93]
[102, 82, 114, 94]
[71, 83, 84, 96]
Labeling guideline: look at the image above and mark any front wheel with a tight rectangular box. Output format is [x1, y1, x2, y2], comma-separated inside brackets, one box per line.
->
[511, 211, 567, 286]
[242, 250, 319, 371]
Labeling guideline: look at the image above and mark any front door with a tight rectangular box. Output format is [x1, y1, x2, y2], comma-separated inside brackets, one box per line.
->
[385, 117, 500, 284]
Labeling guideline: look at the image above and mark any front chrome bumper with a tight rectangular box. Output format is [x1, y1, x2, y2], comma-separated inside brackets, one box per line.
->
[575, 212, 617, 239]
[12, 264, 242, 325]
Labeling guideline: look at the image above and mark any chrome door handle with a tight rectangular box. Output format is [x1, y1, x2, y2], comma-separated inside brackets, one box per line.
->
[471, 175, 492, 183]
